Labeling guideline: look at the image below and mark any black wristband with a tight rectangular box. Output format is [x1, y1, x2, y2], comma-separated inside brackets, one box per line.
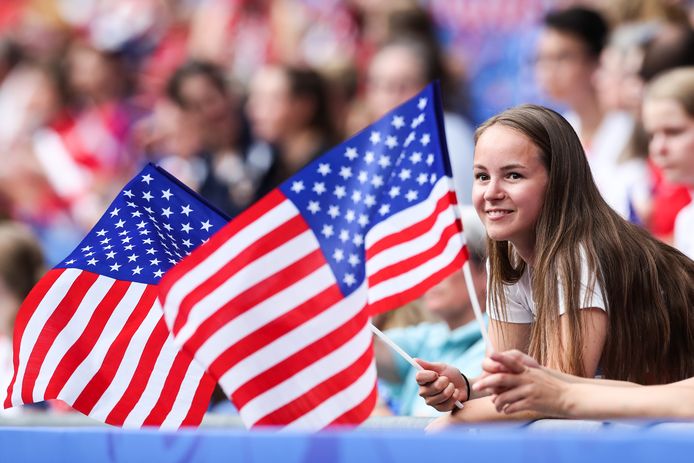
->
[459, 370, 471, 402]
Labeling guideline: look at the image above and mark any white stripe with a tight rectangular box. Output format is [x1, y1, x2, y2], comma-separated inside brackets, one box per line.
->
[368, 232, 462, 304]
[159, 356, 207, 430]
[32, 128, 90, 199]
[175, 229, 319, 347]
[122, 311, 180, 428]
[88, 300, 161, 423]
[285, 360, 377, 430]
[366, 205, 457, 274]
[239, 322, 372, 427]
[33, 277, 115, 401]
[218, 283, 367, 394]
[196, 265, 335, 364]
[58, 283, 147, 405]
[11, 269, 81, 404]
[163, 200, 298, 328]
[366, 177, 452, 247]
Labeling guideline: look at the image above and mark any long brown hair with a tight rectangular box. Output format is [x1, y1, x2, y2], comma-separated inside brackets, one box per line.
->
[477, 104, 694, 384]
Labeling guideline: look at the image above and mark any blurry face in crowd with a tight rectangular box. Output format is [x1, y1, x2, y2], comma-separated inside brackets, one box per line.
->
[178, 73, 235, 149]
[643, 98, 694, 187]
[246, 66, 294, 144]
[366, 45, 426, 120]
[473, 124, 548, 258]
[421, 271, 471, 321]
[593, 45, 644, 113]
[66, 44, 117, 100]
[534, 29, 597, 105]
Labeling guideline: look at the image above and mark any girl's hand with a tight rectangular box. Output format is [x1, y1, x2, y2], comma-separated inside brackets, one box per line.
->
[415, 359, 466, 411]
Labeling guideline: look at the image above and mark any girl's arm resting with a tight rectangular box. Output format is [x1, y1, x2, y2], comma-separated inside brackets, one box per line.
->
[488, 319, 531, 353]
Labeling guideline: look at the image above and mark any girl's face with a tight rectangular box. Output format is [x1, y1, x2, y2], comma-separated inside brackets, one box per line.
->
[473, 124, 549, 255]
[642, 98, 694, 187]
[246, 67, 294, 143]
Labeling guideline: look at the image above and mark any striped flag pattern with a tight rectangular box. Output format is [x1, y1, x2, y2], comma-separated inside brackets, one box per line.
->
[160, 83, 468, 429]
[3, 164, 229, 428]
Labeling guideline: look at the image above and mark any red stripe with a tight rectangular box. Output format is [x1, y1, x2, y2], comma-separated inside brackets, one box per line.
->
[329, 382, 378, 427]
[20, 271, 100, 404]
[253, 341, 374, 426]
[207, 284, 343, 380]
[43, 280, 131, 400]
[172, 214, 307, 336]
[368, 220, 462, 286]
[105, 315, 169, 426]
[4, 268, 65, 408]
[368, 246, 468, 315]
[180, 372, 217, 427]
[141, 349, 196, 426]
[366, 191, 457, 259]
[231, 309, 369, 409]
[183, 248, 326, 355]
[71, 286, 157, 415]
[160, 190, 285, 302]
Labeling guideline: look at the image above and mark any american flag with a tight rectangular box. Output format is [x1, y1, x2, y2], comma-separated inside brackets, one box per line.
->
[3, 164, 229, 428]
[160, 83, 468, 429]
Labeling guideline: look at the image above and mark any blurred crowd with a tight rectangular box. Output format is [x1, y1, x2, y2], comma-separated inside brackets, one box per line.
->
[1, 0, 694, 418]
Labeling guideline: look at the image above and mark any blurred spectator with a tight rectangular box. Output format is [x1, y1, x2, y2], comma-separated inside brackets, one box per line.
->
[247, 64, 338, 197]
[0, 221, 45, 415]
[162, 60, 262, 217]
[373, 207, 486, 416]
[360, 36, 475, 204]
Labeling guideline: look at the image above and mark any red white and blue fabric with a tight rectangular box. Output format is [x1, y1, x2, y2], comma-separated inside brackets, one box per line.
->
[3, 164, 229, 428]
[160, 83, 468, 429]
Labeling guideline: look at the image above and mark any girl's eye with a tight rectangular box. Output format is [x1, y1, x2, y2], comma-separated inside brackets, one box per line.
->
[508, 172, 523, 180]
[474, 172, 489, 181]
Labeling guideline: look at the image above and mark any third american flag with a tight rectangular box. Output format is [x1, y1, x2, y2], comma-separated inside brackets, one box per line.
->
[160, 83, 469, 429]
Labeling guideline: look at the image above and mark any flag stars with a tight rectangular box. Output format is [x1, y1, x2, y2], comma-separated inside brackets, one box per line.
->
[200, 220, 212, 232]
[364, 151, 375, 164]
[110, 263, 121, 271]
[348, 254, 361, 267]
[358, 214, 369, 227]
[127, 201, 137, 208]
[131, 210, 142, 218]
[146, 248, 157, 255]
[369, 131, 381, 144]
[65, 259, 76, 265]
[399, 169, 412, 181]
[183, 239, 193, 248]
[150, 258, 160, 266]
[417, 173, 429, 185]
[313, 182, 326, 195]
[87, 258, 98, 266]
[307, 201, 321, 214]
[96, 229, 107, 237]
[345, 147, 358, 160]
[317, 163, 331, 176]
[322, 224, 334, 238]
[142, 191, 153, 201]
[106, 251, 116, 259]
[410, 152, 422, 164]
[343, 273, 356, 286]
[153, 269, 164, 278]
[132, 266, 143, 275]
[109, 208, 120, 217]
[163, 223, 173, 232]
[339, 229, 350, 242]
[403, 132, 416, 147]
[291, 181, 305, 194]
[128, 254, 139, 262]
[379, 204, 391, 216]
[371, 175, 384, 188]
[115, 219, 126, 228]
[81, 245, 92, 252]
[333, 185, 346, 199]
[385, 135, 398, 149]
[141, 173, 153, 184]
[426, 154, 434, 166]
[392, 115, 405, 129]
[345, 210, 356, 223]
[327, 205, 340, 219]
[388, 186, 400, 198]
[123, 190, 134, 198]
[181, 205, 193, 216]
[339, 166, 352, 180]
[136, 220, 147, 229]
[162, 207, 173, 218]
[378, 155, 391, 169]
[333, 248, 344, 262]
[418, 97, 428, 109]
[364, 194, 376, 208]
[357, 171, 368, 184]
[353, 234, 364, 247]
[144, 206, 154, 214]
[121, 236, 132, 244]
[351, 191, 362, 203]
[161, 189, 173, 200]
[420, 133, 431, 146]
[181, 223, 193, 233]
[430, 173, 437, 184]
[406, 190, 419, 202]
[411, 113, 425, 128]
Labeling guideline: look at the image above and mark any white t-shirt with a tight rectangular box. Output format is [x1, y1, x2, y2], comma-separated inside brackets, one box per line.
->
[488, 259, 607, 324]
[674, 195, 694, 259]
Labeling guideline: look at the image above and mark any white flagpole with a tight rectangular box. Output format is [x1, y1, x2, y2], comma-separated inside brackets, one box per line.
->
[370, 323, 464, 410]
[462, 261, 493, 353]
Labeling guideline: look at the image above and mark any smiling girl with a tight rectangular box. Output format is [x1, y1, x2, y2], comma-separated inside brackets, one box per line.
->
[415, 104, 694, 424]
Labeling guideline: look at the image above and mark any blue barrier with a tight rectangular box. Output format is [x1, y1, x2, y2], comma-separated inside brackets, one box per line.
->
[2, 423, 694, 463]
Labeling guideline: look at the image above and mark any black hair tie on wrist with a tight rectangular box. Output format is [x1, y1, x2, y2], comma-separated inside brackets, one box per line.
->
[459, 370, 471, 402]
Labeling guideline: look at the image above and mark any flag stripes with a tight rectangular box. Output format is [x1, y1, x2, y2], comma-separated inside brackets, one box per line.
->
[5, 268, 212, 428]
